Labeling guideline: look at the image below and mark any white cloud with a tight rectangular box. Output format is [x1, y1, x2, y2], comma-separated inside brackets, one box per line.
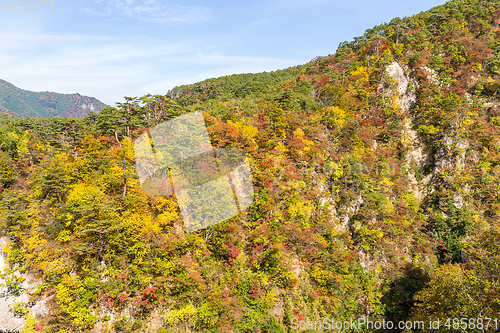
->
[136, 55, 301, 95]
[89, 0, 213, 23]
[0, 29, 303, 106]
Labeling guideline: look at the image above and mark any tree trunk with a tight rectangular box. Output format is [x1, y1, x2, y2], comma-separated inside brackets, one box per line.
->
[122, 178, 127, 198]
[114, 128, 122, 147]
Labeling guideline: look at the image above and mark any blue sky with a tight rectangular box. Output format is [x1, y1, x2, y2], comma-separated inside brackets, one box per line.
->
[0, 0, 447, 106]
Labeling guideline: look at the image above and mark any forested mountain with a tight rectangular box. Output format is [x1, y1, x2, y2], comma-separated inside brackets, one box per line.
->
[1, 0, 500, 331]
[0, 79, 107, 118]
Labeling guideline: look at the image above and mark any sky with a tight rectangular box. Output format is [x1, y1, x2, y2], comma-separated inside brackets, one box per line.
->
[0, 0, 448, 106]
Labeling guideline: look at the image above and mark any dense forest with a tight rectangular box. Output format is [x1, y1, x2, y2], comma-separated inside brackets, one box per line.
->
[1, 0, 500, 331]
[0, 80, 107, 118]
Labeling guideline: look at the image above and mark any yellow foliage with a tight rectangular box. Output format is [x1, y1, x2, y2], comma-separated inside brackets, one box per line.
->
[359, 225, 384, 243]
[56, 230, 72, 243]
[157, 209, 179, 227]
[24, 222, 49, 266]
[310, 265, 332, 287]
[273, 142, 287, 156]
[20, 313, 43, 333]
[148, 195, 175, 212]
[18, 131, 30, 157]
[228, 119, 243, 130]
[242, 124, 258, 139]
[112, 136, 136, 161]
[67, 183, 104, 206]
[293, 128, 314, 152]
[54, 274, 96, 326]
[107, 164, 124, 180]
[260, 273, 270, 287]
[293, 128, 305, 138]
[411, 263, 486, 323]
[122, 212, 161, 239]
[164, 303, 197, 326]
[324, 106, 347, 130]
[476, 160, 491, 172]
[288, 199, 314, 221]
[128, 241, 149, 264]
[227, 119, 259, 141]
[391, 95, 401, 111]
[350, 66, 369, 79]
[324, 161, 342, 180]
[393, 44, 404, 57]
[381, 177, 394, 188]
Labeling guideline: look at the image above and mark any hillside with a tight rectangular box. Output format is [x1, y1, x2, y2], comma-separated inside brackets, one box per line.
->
[1, 0, 500, 332]
[167, 64, 307, 103]
[0, 79, 107, 118]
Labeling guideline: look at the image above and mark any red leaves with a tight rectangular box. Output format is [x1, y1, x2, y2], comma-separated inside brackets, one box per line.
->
[225, 241, 242, 267]
[227, 241, 241, 259]
[140, 286, 158, 299]
[103, 298, 115, 308]
[97, 292, 117, 309]
[292, 310, 303, 321]
[116, 292, 130, 303]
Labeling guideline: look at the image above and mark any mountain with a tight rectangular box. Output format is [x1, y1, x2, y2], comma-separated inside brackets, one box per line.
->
[1, 0, 500, 332]
[0, 79, 107, 118]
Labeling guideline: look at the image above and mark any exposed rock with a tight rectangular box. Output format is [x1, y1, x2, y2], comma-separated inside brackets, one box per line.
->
[383, 62, 434, 201]
[382, 61, 418, 113]
[452, 193, 464, 209]
[0, 237, 50, 331]
[142, 308, 165, 333]
[271, 289, 285, 317]
[419, 66, 439, 85]
[434, 135, 469, 174]
[341, 195, 364, 229]
[403, 118, 431, 167]
[290, 257, 304, 278]
[0, 239, 25, 331]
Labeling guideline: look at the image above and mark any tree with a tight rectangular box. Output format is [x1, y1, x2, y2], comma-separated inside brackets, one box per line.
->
[65, 183, 121, 262]
[411, 228, 500, 328]
[37, 152, 76, 203]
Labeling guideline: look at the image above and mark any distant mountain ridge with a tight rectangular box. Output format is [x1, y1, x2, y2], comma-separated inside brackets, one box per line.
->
[0, 79, 107, 118]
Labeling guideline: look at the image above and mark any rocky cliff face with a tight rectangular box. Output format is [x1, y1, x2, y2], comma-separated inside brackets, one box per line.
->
[0, 80, 107, 118]
[0, 237, 50, 331]
[2, 0, 500, 331]
[382, 60, 472, 208]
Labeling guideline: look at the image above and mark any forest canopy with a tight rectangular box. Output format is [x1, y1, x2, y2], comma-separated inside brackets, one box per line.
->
[1, 0, 500, 331]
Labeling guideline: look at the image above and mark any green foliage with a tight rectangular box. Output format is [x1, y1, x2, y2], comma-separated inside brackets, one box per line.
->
[0, 79, 107, 117]
[1, 0, 500, 331]
[411, 229, 500, 331]
[433, 203, 473, 264]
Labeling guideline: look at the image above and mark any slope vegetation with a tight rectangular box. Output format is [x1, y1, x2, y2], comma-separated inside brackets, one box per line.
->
[0, 79, 107, 118]
[0, 0, 499, 331]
